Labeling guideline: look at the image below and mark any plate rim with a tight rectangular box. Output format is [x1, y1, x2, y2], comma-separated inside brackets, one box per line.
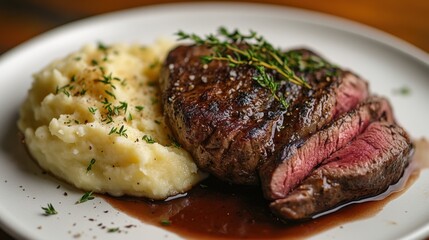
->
[1, 2, 429, 67]
[1, 2, 429, 240]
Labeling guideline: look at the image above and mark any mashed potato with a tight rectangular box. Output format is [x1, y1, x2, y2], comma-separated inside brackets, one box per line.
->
[18, 39, 206, 199]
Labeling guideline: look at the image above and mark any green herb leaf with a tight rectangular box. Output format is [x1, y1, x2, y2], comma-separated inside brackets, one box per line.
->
[135, 106, 144, 111]
[105, 90, 116, 99]
[88, 107, 97, 115]
[76, 191, 95, 204]
[176, 27, 327, 109]
[393, 86, 411, 96]
[97, 42, 109, 51]
[169, 135, 181, 148]
[108, 125, 128, 138]
[86, 158, 96, 173]
[160, 219, 171, 226]
[55, 84, 71, 97]
[42, 203, 57, 216]
[142, 135, 156, 144]
[107, 227, 119, 233]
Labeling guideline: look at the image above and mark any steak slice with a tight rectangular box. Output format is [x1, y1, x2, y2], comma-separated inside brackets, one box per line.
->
[270, 121, 413, 220]
[259, 96, 394, 200]
[160, 45, 368, 185]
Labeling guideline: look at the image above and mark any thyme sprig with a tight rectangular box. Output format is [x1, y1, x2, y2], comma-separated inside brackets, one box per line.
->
[176, 27, 311, 109]
[41, 203, 57, 216]
[76, 191, 95, 204]
[86, 158, 96, 173]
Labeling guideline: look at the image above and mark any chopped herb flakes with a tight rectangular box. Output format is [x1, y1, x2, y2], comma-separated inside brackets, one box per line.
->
[160, 219, 171, 226]
[107, 227, 120, 233]
[42, 203, 57, 216]
[169, 135, 181, 148]
[86, 158, 96, 172]
[149, 59, 160, 69]
[88, 107, 97, 114]
[176, 27, 340, 109]
[55, 84, 71, 97]
[142, 135, 156, 144]
[76, 191, 95, 204]
[393, 86, 411, 96]
[109, 125, 128, 138]
[135, 106, 144, 111]
[97, 42, 109, 51]
[105, 90, 116, 99]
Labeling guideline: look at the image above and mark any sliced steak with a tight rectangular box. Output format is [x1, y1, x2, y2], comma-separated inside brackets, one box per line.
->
[270, 121, 413, 220]
[160, 45, 369, 185]
[259, 96, 394, 200]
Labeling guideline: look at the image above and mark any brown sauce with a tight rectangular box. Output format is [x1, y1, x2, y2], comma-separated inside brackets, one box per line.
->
[103, 138, 428, 239]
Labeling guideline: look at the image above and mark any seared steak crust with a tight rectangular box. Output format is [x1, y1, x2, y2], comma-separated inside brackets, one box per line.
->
[270, 121, 413, 220]
[160, 45, 368, 184]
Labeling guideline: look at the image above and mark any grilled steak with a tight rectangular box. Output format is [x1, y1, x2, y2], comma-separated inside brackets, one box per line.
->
[160, 45, 368, 185]
[270, 121, 413, 220]
[259, 96, 394, 200]
[160, 43, 414, 221]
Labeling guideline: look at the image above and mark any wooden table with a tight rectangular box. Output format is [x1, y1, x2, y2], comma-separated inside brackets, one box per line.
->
[1, 0, 428, 54]
[0, 0, 428, 239]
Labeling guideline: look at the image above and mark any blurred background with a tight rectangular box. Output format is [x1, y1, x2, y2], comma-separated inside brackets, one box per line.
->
[0, 0, 428, 239]
[0, 0, 428, 55]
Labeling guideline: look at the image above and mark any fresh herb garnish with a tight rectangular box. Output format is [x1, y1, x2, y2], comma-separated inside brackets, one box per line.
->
[176, 27, 314, 109]
[108, 125, 128, 138]
[97, 42, 109, 52]
[41, 203, 57, 216]
[88, 107, 97, 115]
[142, 135, 156, 144]
[393, 86, 411, 96]
[97, 73, 117, 89]
[55, 84, 71, 97]
[107, 227, 120, 233]
[86, 158, 96, 173]
[135, 106, 144, 112]
[169, 135, 181, 148]
[149, 59, 160, 69]
[76, 191, 95, 204]
[160, 219, 171, 226]
[104, 90, 116, 99]
[116, 101, 128, 114]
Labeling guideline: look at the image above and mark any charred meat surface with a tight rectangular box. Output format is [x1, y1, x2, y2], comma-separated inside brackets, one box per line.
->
[160, 45, 368, 185]
[259, 96, 394, 200]
[270, 121, 413, 220]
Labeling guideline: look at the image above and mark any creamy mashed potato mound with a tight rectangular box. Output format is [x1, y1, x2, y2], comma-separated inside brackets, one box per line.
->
[18, 40, 205, 199]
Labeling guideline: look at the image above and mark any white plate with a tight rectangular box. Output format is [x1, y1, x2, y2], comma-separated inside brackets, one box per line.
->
[1, 2, 429, 240]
